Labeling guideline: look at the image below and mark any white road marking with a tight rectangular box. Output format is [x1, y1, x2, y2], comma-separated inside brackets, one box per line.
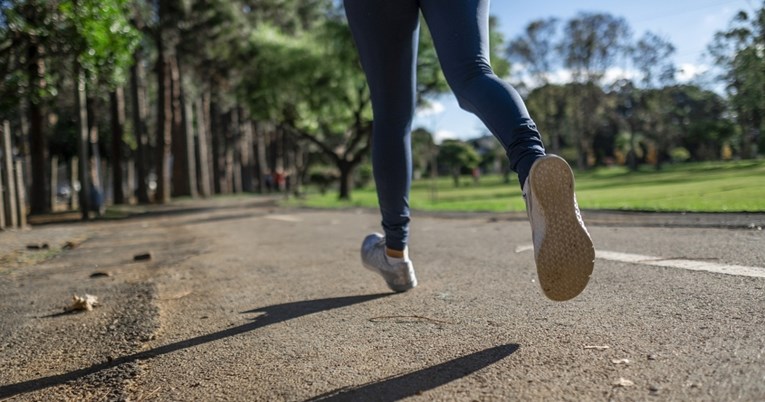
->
[516, 245, 765, 279]
[264, 214, 302, 222]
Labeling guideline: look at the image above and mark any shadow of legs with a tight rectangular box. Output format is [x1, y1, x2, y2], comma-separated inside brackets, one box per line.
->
[0, 293, 391, 399]
[307, 343, 520, 401]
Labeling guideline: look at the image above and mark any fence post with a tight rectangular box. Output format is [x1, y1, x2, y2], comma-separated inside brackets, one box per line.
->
[2, 120, 17, 228]
[15, 160, 27, 228]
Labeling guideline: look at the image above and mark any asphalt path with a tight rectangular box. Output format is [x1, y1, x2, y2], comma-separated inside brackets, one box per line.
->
[0, 198, 763, 401]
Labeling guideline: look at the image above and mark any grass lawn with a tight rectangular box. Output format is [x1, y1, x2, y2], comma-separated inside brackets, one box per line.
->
[287, 160, 765, 213]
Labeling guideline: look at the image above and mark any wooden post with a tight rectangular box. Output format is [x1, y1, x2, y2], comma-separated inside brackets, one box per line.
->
[15, 160, 27, 228]
[2, 120, 18, 228]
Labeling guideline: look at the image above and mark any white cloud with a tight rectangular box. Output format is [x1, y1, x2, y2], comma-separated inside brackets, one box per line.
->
[433, 130, 457, 144]
[416, 101, 445, 118]
[603, 67, 639, 83]
[677, 63, 709, 82]
[547, 69, 573, 84]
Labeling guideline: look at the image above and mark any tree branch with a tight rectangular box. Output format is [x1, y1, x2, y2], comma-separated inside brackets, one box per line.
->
[282, 124, 340, 164]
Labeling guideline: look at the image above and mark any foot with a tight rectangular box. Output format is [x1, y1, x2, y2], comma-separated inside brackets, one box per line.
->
[524, 155, 595, 301]
[361, 233, 417, 292]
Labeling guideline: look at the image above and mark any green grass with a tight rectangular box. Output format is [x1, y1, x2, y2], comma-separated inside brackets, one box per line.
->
[286, 160, 765, 213]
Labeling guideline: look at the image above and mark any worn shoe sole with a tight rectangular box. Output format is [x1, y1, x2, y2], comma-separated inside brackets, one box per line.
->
[361, 234, 418, 293]
[529, 155, 595, 301]
[362, 260, 417, 293]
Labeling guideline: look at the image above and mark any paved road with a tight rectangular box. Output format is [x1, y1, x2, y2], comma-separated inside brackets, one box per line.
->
[1, 198, 764, 401]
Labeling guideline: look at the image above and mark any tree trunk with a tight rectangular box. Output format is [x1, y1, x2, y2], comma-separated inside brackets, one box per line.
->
[130, 54, 150, 204]
[110, 87, 126, 204]
[170, 53, 192, 197]
[219, 110, 233, 194]
[75, 68, 91, 219]
[210, 98, 222, 194]
[2, 121, 18, 227]
[338, 160, 354, 200]
[28, 43, 48, 214]
[273, 125, 285, 191]
[49, 155, 57, 212]
[627, 126, 638, 171]
[239, 109, 255, 193]
[230, 107, 242, 193]
[195, 96, 212, 197]
[14, 160, 27, 228]
[86, 96, 104, 215]
[155, 47, 172, 204]
[292, 143, 305, 196]
[255, 122, 268, 193]
[179, 58, 198, 198]
[69, 157, 79, 210]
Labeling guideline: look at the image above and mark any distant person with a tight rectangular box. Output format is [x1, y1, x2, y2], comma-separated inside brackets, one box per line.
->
[346, 0, 595, 301]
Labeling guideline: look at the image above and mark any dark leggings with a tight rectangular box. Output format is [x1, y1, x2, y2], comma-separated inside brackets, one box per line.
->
[344, 0, 546, 251]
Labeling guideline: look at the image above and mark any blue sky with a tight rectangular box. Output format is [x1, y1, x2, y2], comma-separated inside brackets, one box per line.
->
[412, 0, 757, 142]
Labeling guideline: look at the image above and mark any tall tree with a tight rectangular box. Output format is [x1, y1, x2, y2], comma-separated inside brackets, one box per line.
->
[0, 1, 60, 214]
[507, 18, 560, 87]
[437, 139, 480, 187]
[559, 12, 631, 168]
[507, 18, 563, 153]
[631, 31, 676, 88]
[110, 86, 127, 204]
[709, 5, 765, 158]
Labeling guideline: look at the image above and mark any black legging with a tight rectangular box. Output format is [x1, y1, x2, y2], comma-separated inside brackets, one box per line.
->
[345, 0, 546, 250]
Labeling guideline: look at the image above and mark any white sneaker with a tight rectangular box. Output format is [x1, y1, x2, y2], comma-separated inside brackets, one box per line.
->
[361, 233, 417, 292]
[523, 155, 594, 301]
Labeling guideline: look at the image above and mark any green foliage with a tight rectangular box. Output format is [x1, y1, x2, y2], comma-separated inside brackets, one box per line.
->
[437, 139, 481, 186]
[59, 0, 140, 87]
[707, 4, 765, 157]
[670, 147, 690, 162]
[0, 1, 64, 111]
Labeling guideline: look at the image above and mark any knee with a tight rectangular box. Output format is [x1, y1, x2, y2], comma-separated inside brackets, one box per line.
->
[445, 59, 494, 94]
[446, 60, 495, 111]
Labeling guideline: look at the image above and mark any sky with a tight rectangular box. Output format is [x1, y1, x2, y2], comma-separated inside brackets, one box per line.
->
[412, 0, 759, 143]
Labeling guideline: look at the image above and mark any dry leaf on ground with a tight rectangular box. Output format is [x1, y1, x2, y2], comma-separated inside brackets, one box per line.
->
[66, 294, 99, 312]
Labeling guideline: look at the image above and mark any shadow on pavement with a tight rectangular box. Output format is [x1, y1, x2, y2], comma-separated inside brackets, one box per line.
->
[0, 293, 391, 399]
[306, 344, 520, 401]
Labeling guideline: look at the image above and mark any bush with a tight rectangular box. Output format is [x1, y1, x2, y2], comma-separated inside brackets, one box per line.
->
[670, 147, 691, 162]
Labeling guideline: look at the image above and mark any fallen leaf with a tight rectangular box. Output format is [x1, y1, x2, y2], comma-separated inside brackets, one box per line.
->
[66, 294, 99, 312]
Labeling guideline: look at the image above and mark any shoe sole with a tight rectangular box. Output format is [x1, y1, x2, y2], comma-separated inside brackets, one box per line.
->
[362, 261, 417, 292]
[529, 155, 595, 301]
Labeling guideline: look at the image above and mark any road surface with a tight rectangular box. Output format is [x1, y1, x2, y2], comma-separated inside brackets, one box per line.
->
[1, 198, 763, 401]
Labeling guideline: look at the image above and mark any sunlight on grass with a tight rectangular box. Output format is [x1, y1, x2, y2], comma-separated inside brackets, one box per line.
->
[287, 160, 765, 213]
